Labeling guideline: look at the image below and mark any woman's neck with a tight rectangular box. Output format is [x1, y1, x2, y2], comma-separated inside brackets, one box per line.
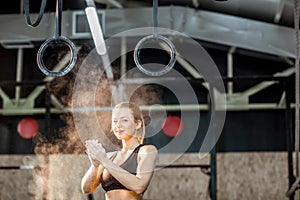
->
[121, 139, 140, 152]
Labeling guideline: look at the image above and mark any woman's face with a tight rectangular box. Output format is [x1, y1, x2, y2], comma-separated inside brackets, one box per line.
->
[112, 107, 141, 141]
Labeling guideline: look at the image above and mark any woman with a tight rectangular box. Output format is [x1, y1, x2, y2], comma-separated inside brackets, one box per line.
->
[81, 102, 158, 200]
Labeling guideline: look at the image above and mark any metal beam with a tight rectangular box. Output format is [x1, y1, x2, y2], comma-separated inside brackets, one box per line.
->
[0, 7, 296, 59]
[15, 48, 23, 104]
[120, 37, 127, 78]
[240, 67, 294, 97]
[0, 102, 295, 115]
[227, 47, 236, 95]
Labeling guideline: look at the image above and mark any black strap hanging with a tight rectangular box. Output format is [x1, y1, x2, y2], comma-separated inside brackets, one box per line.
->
[153, 0, 158, 37]
[55, 0, 62, 38]
[24, 0, 47, 27]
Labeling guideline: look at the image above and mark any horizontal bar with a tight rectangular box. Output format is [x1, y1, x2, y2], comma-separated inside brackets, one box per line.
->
[0, 165, 35, 170]
[156, 164, 210, 168]
[0, 81, 47, 86]
[0, 76, 290, 88]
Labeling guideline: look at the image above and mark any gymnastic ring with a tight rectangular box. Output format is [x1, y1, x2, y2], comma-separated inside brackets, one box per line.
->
[134, 34, 176, 76]
[37, 36, 77, 77]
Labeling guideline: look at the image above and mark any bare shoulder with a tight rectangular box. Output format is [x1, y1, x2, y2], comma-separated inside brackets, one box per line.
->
[137, 145, 158, 167]
[140, 144, 158, 155]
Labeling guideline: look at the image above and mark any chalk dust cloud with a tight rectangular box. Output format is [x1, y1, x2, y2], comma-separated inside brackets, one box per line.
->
[34, 45, 164, 155]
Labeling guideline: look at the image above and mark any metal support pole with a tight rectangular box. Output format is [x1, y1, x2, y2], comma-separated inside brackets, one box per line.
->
[285, 78, 295, 200]
[227, 47, 235, 95]
[208, 83, 217, 200]
[15, 48, 23, 105]
[45, 90, 51, 138]
[210, 143, 217, 200]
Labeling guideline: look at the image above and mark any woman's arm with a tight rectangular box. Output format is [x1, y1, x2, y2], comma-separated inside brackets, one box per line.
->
[81, 140, 115, 194]
[81, 163, 104, 194]
[101, 145, 158, 194]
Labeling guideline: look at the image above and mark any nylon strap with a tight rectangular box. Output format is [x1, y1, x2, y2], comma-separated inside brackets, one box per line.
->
[24, 0, 47, 27]
[55, 0, 62, 38]
[153, 0, 158, 37]
[294, 0, 300, 177]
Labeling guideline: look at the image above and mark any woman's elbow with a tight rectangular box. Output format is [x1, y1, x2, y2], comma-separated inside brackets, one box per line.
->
[81, 185, 92, 194]
[133, 185, 147, 195]
[135, 189, 144, 195]
[81, 182, 96, 194]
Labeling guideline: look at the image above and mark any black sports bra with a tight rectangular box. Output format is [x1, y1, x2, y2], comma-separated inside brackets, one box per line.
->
[101, 144, 145, 192]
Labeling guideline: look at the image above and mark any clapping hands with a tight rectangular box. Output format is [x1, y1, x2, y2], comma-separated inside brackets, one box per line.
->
[85, 139, 107, 167]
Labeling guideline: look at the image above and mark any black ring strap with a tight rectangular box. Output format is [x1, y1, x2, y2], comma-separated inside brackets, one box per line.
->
[55, 0, 62, 38]
[24, 0, 47, 27]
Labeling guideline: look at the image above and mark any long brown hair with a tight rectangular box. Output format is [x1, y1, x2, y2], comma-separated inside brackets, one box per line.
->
[113, 102, 145, 144]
